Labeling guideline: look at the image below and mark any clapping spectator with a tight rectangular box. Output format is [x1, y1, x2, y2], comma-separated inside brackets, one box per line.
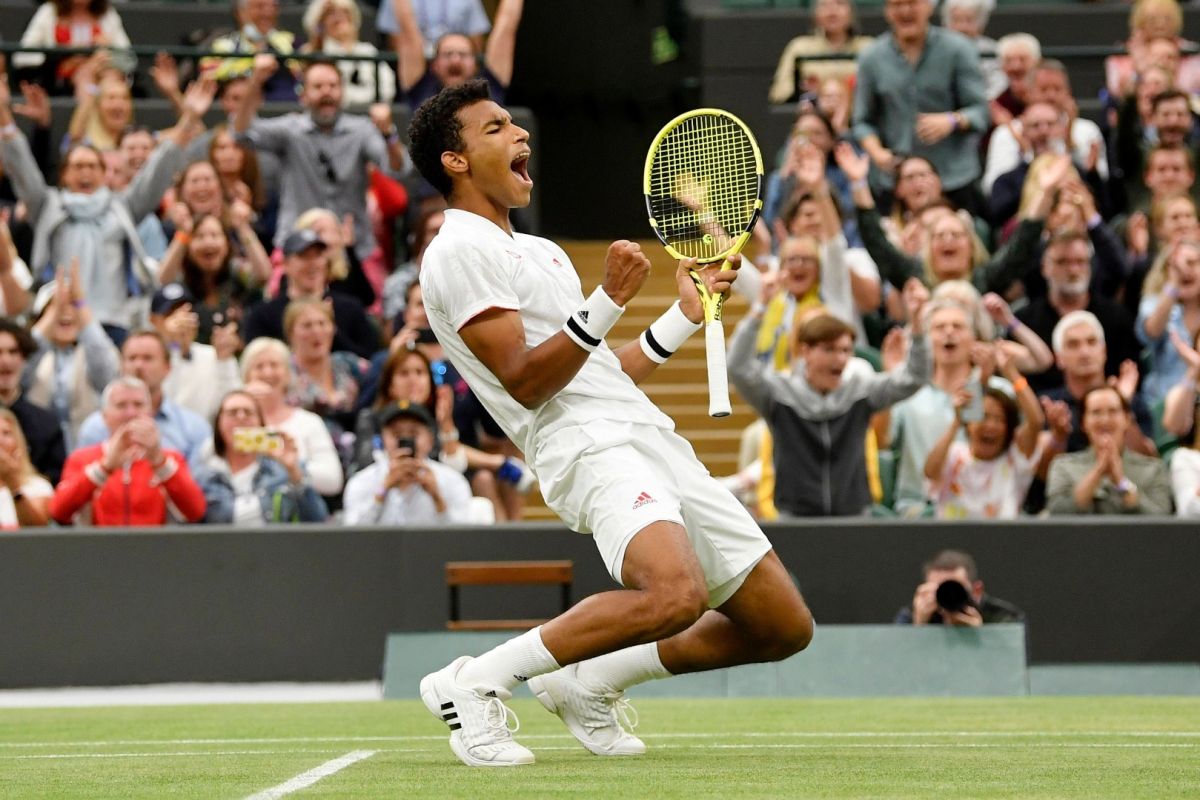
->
[13, 0, 132, 95]
[239, 337, 343, 496]
[1136, 239, 1200, 404]
[0, 77, 217, 345]
[1046, 385, 1172, 514]
[50, 376, 207, 525]
[302, 0, 395, 107]
[1160, 328, 1200, 441]
[284, 297, 369, 456]
[924, 344, 1044, 518]
[0, 317, 65, 483]
[200, 389, 328, 524]
[65, 51, 132, 152]
[25, 260, 120, 451]
[0, 407, 52, 528]
[0, 209, 33, 317]
[393, 0, 523, 108]
[165, 214, 262, 347]
[157, 169, 274, 299]
[288, 207, 377, 314]
[76, 330, 213, 471]
[150, 284, 243, 423]
[991, 33, 1040, 123]
[767, 0, 871, 105]
[342, 401, 472, 525]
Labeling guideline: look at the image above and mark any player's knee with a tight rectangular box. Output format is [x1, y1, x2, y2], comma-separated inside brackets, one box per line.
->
[764, 606, 815, 662]
[649, 581, 708, 637]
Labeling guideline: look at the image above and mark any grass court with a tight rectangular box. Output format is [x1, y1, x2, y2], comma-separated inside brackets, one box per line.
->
[2, 696, 1197, 798]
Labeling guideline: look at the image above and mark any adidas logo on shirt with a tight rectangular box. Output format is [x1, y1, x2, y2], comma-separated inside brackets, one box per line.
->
[632, 491, 656, 510]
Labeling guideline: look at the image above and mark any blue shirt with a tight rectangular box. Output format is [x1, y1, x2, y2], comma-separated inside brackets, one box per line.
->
[375, 0, 490, 42]
[76, 398, 212, 473]
[852, 27, 988, 192]
[1136, 295, 1191, 407]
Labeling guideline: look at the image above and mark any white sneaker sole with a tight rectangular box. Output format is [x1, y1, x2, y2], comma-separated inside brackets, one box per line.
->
[528, 675, 645, 757]
[420, 671, 535, 767]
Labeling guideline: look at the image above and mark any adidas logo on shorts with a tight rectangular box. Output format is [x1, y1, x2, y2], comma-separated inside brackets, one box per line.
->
[632, 491, 656, 510]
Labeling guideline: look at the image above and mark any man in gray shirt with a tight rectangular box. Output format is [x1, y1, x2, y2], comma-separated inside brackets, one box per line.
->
[234, 55, 408, 261]
[852, 0, 988, 211]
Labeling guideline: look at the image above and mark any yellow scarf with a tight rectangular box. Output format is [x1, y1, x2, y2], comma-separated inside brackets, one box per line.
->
[755, 288, 821, 372]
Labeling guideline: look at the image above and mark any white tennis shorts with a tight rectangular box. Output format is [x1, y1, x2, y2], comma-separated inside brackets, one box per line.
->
[534, 421, 771, 607]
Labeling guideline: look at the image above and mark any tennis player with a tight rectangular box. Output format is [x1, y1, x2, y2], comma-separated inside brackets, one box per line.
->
[410, 80, 814, 768]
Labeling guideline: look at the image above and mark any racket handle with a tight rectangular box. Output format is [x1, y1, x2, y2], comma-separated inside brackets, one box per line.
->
[704, 318, 732, 418]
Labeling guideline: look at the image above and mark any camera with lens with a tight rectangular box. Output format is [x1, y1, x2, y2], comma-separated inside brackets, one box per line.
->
[935, 580, 976, 614]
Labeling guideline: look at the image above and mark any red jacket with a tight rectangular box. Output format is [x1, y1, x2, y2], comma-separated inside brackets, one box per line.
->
[50, 445, 207, 526]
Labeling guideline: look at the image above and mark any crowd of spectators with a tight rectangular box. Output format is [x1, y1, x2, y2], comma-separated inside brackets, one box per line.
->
[0, 0, 534, 529]
[748, 0, 1200, 520]
[0, 0, 1199, 533]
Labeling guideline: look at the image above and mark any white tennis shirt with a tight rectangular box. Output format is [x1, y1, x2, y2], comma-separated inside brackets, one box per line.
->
[421, 209, 674, 461]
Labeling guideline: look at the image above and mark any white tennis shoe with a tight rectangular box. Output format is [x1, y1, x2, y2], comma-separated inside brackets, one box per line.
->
[527, 664, 646, 756]
[420, 656, 535, 767]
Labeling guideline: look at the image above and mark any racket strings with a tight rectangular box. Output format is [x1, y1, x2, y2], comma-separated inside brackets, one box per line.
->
[647, 114, 759, 262]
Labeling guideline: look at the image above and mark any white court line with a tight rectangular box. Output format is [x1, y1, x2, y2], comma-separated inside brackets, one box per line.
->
[3, 730, 1199, 748]
[243, 750, 377, 800]
[3, 742, 1198, 763]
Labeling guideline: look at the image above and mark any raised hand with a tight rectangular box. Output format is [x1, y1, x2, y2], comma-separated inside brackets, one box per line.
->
[1126, 211, 1150, 256]
[1037, 153, 1074, 193]
[1041, 397, 1073, 441]
[12, 82, 50, 128]
[970, 341, 997, 381]
[368, 102, 394, 137]
[149, 52, 181, 99]
[180, 76, 218, 120]
[981, 292, 1015, 329]
[211, 322, 242, 361]
[251, 54, 279, 86]
[756, 269, 781, 308]
[1109, 359, 1139, 402]
[880, 326, 908, 372]
[833, 141, 869, 184]
[434, 384, 456, 431]
[601, 239, 652, 306]
[902, 276, 930, 333]
[1169, 329, 1200, 372]
[794, 142, 826, 190]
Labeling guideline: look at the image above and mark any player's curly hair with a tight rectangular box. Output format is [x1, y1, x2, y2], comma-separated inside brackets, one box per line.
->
[408, 80, 493, 199]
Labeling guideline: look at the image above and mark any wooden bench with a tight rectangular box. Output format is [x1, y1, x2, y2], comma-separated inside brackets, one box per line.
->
[446, 560, 573, 632]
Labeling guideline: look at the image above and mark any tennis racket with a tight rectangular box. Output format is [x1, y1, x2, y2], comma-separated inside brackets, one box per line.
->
[643, 108, 763, 418]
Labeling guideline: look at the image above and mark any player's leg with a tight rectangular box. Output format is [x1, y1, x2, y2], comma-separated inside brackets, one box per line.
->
[421, 519, 709, 765]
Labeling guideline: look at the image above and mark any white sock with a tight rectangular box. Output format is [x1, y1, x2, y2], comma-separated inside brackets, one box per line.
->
[456, 626, 561, 692]
[574, 642, 672, 694]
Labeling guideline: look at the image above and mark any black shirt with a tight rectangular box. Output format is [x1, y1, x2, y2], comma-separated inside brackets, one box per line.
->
[241, 289, 380, 360]
[1016, 295, 1141, 395]
[6, 395, 65, 485]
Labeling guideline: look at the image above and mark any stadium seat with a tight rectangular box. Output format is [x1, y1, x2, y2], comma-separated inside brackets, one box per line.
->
[446, 560, 573, 631]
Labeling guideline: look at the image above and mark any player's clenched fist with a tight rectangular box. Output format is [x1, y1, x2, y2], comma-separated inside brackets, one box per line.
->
[601, 240, 651, 306]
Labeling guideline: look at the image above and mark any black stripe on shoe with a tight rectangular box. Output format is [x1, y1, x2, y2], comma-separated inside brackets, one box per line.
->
[443, 711, 458, 721]
[449, 722, 462, 731]
[441, 701, 454, 710]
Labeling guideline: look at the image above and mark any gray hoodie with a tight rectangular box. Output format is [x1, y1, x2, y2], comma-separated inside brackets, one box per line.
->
[729, 316, 929, 516]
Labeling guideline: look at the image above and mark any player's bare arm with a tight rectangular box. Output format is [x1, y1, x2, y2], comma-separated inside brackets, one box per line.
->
[458, 240, 652, 408]
[615, 256, 741, 384]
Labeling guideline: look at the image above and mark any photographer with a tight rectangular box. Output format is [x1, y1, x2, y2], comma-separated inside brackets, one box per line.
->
[342, 401, 471, 526]
[895, 549, 1024, 626]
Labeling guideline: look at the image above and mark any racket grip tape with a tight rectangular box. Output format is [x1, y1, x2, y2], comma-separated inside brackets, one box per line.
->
[704, 318, 732, 418]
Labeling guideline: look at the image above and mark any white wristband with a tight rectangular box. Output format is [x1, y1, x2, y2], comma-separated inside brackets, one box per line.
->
[640, 301, 702, 363]
[563, 286, 624, 352]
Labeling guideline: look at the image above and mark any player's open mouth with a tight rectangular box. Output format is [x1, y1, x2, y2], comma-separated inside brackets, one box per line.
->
[511, 153, 532, 185]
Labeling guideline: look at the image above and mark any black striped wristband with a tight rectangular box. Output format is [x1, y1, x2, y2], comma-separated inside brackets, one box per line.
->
[563, 286, 624, 352]
[639, 301, 702, 364]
